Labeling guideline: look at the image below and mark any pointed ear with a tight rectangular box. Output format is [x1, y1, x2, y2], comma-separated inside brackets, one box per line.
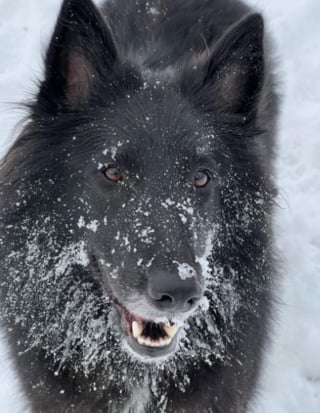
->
[39, 0, 118, 110]
[185, 14, 265, 116]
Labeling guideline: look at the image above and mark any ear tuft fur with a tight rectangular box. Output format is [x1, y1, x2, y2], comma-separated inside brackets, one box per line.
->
[39, 0, 118, 111]
[183, 13, 265, 116]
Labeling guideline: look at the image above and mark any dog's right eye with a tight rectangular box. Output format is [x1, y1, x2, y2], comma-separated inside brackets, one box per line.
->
[193, 169, 210, 188]
[102, 164, 123, 183]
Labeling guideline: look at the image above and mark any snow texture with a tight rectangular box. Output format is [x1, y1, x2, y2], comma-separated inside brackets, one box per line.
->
[0, 0, 320, 412]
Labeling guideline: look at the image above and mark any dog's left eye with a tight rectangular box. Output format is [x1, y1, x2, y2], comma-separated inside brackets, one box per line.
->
[102, 164, 123, 182]
[193, 169, 210, 188]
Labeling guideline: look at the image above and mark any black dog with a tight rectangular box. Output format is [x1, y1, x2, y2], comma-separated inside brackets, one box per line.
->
[0, 0, 278, 411]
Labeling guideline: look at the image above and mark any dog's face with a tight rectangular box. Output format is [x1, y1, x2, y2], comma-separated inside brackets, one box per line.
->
[56, 88, 226, 358]
[0, 0, 269, 376]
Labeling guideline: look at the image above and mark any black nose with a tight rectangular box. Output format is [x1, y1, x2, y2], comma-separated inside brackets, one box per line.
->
[148, 270, 202, 312]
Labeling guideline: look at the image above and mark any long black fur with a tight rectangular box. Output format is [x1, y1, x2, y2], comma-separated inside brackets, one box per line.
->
[0, 0, 278, 412]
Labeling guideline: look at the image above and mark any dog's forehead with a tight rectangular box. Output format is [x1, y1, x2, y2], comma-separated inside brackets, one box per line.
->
[102, 86, 207, 137]
[99, 106, 216, 165]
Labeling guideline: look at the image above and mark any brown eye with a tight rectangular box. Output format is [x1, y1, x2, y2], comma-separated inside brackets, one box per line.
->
[103, 164, 123, 182]
[193, 169, 209, 188]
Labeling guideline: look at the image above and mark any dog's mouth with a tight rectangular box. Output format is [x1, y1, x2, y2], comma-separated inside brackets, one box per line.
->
[114, 298, 179, 358]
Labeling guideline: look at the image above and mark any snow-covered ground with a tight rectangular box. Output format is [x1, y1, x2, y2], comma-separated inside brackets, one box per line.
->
[0, 0, 319, 412]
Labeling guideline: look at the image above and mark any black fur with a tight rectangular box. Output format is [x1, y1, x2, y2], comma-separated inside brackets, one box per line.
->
[0, 0, 278, 412]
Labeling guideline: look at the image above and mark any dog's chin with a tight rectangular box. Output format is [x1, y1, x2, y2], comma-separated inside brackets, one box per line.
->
[112, 298, 180, 359]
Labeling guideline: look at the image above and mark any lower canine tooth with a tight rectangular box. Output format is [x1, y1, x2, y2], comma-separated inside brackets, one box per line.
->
[163, 323, 178, 338]
[132, 321, 144, 338]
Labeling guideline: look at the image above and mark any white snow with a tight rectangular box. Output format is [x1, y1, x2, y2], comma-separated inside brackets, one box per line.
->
[0, 0, 320, 412]
[0, 331, 30, 413]
[174, 261, 196, 280]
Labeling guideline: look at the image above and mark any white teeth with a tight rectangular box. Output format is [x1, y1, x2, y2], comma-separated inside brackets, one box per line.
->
[132, 321, 144, 338]
[131, 320, 179, 348]
[163, 323, 178, 338]
[137, 335, 172, 348]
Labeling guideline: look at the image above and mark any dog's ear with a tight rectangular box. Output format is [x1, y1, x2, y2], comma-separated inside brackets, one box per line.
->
[38, 0, 118, 110]
[185, 13, 265, 116]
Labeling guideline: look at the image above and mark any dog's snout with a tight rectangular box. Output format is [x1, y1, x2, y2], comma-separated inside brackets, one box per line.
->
[148, 269, 202, 312]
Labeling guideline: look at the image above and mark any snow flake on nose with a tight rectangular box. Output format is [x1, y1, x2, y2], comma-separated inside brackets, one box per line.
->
[173, 261, 196, 280]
